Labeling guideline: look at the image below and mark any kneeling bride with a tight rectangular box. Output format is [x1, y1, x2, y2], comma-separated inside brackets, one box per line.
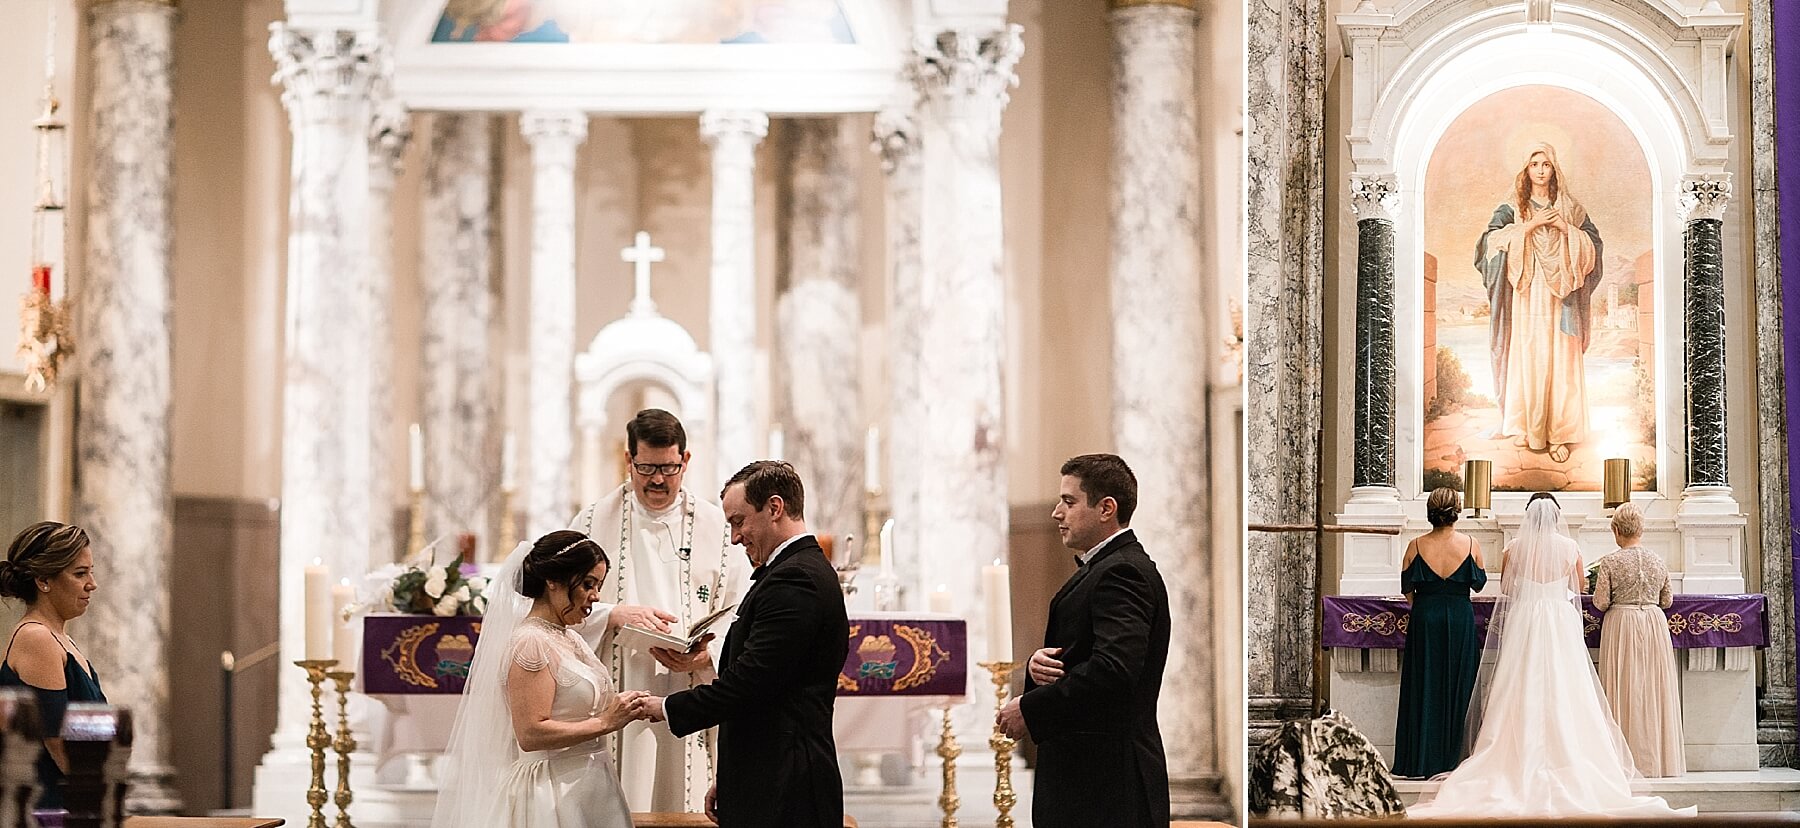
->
[1408, 494, 1693, 819]
[432, 530, 652, 828]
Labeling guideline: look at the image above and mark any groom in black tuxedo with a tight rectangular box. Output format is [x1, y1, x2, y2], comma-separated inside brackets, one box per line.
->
[997, 453, 1172, 828]
[645, 461, 848, 828]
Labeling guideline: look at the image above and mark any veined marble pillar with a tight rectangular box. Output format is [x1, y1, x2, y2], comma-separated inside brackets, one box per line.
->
[521, 110, 587, 537]
[872, 106, 923, 596]
[775, 119, 863, 537]
[258, 23, 381, 825]
[908, 25, 1021, 683]
[420, 113, 501, 547]
[76, 0, 179, 811]
[700, 110, 769, 483]
[1246, 0, 1326, 745]
[368, 90, 410, 561]
[1349, 173, 1399, 491]
[1106, 0, 1224, 817]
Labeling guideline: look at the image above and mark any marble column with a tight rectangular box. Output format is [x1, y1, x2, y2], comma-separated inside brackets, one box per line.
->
[775, 118, 863, 538]
[258, 23, 381, 824]
[1748, 0, 1796, 767]
[1349, 173, 1399, 490]
[1245, 0, 1326, 745]
[420, 113, 502, 547]
[521, 110, 587, 537]
[76, 0, 179, 811]
[1681, 174, 1732, 491]
[700, 110, 769, 484]
[872, 105, 923, 596]
[907, 25, 1021, 687]
[1106, 0, 1224, 817]
[368, 88, 410, 561]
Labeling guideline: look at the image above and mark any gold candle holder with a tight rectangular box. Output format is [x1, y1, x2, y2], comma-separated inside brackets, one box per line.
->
[1603, 458, 1632, 509]
[296, 659, 338, 828]
[498, 487, 517, 562]
[328, 670, 357, 828]
[1462, 459, 1492, 518]
[407, 487, 426, 558]
[980, 661, 1019, 828]
[936, 704, 960, 828]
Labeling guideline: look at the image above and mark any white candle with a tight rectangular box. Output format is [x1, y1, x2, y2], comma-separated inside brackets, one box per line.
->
[864, 426, 881, 493]
[304, 560, 332, 662]
[928, 584, 953, 615]
[983, 561, 1013, 662]
[408, 423, 425, 492]
[768, 426, 784, 460]
[332, 579, 358, 668]
[501, 431, 517, 492]
[879, 518, 895, 576]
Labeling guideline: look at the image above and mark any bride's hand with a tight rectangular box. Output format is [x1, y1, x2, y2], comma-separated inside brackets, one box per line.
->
[597, 691, 649, 734]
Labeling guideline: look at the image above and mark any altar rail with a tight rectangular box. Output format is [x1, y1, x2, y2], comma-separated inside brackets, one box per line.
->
[1322, 594, 1768, 650]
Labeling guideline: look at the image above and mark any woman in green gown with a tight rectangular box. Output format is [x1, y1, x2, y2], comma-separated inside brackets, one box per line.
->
[1392, 487, 1487, 778]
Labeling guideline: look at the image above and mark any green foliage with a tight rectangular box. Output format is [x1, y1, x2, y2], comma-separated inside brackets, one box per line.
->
[1427, 348, 1475, 421]
[1422, 467, 1463, 493]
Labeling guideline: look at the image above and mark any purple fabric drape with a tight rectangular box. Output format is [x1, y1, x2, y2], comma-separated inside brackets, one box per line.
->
[1321, 594, 1768, 650]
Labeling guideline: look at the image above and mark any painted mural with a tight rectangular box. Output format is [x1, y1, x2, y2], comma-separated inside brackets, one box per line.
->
[1421, 85, 1657, 493]
[433, 0, 856, 44]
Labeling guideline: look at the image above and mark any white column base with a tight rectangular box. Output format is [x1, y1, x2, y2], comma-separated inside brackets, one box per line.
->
[1337, 486, 1408, 596]
[1676, 485, 1747, 594]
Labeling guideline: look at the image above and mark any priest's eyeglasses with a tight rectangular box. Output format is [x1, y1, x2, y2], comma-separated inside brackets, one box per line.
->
[632, 462, 686, 477]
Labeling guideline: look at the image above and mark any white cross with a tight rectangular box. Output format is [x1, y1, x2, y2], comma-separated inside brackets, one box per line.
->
[621, 230, 665, 315]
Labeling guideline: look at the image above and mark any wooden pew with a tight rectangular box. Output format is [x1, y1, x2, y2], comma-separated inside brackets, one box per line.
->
[632, 816, 858, 827]
[122, 821, 284, 828]
[1251, 816, 1800, 827]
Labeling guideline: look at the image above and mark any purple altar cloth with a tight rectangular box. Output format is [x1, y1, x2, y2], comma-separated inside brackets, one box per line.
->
[360, 612, 968, 698]
[1322, 594, 1767, 650]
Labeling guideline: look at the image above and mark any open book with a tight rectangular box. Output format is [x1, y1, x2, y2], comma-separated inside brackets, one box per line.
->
[615, 604, 737, 653]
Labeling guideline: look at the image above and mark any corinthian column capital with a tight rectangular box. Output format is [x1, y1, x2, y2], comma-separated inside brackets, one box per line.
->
[1678, 173, 1732, 223]
[1349, 172, 1401, 223]
[269, 23, 384, 123]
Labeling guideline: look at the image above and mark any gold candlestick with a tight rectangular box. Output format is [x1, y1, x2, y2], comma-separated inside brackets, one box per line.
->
[296, 659, 338, 828]
[980, 661, 1019, 828]
[328, 671, 357, 828]
[936, 704, 961, 828]
[407, 487, 426, 557]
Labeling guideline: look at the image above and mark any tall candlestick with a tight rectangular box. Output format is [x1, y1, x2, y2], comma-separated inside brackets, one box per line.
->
[331, 580, 357, 669]
[929, 584, 953, 615]
[865, 426, 881, 493]
[983, 561, 1012, 662]
[304, 561, 332, 661]
[408, 423, 425, 491]
[501, 430, 517, 492]
[879, 518, 895, 577]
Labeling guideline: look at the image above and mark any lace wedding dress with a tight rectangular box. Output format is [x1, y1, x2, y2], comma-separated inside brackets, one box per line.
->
[1407, 500, 1694, 819]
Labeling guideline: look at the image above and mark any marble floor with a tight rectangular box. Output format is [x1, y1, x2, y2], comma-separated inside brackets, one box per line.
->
[1393, 768, 1800, 814]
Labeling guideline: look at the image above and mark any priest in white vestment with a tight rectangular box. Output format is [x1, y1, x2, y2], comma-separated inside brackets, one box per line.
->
[568, 409, 753, 812]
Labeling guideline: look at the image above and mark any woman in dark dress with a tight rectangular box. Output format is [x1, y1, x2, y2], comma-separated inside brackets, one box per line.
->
[1392, 487, 1486, 778]
[0, 522, 105, 810]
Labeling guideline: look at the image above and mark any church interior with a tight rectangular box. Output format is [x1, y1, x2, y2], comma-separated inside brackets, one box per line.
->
[1248, 0, 1800, 819]
[0, 0, 1244, 826]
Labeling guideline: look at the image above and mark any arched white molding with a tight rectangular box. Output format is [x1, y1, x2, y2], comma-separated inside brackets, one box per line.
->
[1339, 0, 1741, 173]
[575, 312, 716, 487]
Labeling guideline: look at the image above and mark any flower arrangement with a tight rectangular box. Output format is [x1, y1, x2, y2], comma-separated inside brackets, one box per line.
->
[388, 561, 489, 617]
[1585, 559, 1601, 595]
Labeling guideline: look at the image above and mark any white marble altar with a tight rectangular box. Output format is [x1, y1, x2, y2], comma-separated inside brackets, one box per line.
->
[76, 0, 179, 811]
[700, 110, 768, 484]
[521, 109, 587, 537]
[775, 117, 864, 538]
[419, 112, 501, 546]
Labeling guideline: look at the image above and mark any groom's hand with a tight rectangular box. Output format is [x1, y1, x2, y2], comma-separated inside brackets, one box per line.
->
[611, 604, 678, 633]
[1027, 647, 1065, 685]
[996, 696, 1027, 740]
[704, 783, 719, 825]
[641, 695, 666, 723]
[650, 634, 716, 673]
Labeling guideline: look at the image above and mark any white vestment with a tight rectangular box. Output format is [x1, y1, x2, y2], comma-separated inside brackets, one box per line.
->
[568, 484, 752, 813]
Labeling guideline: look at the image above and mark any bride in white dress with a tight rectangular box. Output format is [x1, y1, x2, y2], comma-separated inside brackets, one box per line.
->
[1409, 495, 1694, 818]
[433, 530, 649, 828]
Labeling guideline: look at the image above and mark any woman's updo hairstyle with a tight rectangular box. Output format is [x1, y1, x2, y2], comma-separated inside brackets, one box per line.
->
[0, 522, 89, 604]
[519, 530, 607, 599]
[1425, 487, 1461, 528]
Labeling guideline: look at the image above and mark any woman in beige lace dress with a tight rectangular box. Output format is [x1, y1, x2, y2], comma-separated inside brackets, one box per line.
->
[1593, 502, 1685, 777]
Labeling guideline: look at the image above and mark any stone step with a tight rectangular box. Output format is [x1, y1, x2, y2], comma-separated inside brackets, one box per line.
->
[1392, 768, 1800, 813]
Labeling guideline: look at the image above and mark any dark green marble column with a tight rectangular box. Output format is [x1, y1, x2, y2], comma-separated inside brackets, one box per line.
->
[1681, 175, 1732, 488]
[1351, 174, 1399, 489]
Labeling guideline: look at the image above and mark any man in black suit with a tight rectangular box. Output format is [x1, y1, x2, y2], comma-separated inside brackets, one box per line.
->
[644, 460, 848, 827]
[997, 453, 1172, 827]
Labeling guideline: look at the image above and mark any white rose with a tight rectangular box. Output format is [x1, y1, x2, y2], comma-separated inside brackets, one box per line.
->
[433, 593, 459, 616]
[472, 595, 488, 615]
[454, 585, 472, 602]
[424, 568, 448, 599]
[467, 576, 488, 593]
